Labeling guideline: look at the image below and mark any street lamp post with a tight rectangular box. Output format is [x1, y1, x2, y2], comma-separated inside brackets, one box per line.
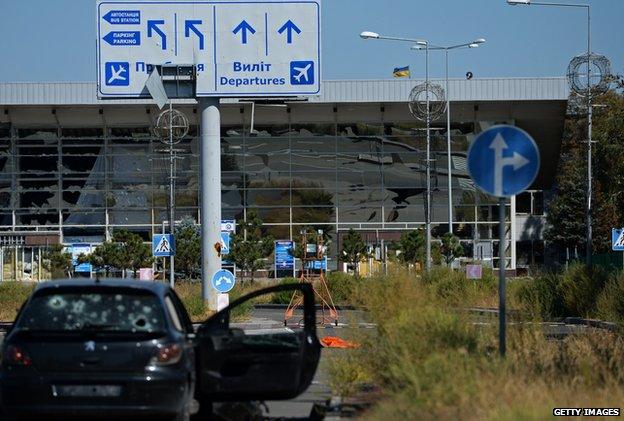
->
[424, 40, 431, 271]
[412, 39, 486, 235]
[360, 32, 433, 270]
[507, 0, 593, 265]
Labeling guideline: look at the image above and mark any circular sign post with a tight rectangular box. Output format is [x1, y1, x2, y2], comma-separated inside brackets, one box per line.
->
[211, 269, 236, 294]
[467, 125, 541, 357]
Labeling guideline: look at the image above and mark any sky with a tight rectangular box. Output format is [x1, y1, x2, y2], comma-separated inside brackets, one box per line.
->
[0, 0, 621, 83]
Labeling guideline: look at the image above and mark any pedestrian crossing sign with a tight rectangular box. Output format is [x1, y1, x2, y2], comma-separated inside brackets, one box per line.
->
[153, 234, 176, 257]
[612, 229, 624, 251]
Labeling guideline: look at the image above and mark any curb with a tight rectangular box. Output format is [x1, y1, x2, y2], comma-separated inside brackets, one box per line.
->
[562, 317, 619, 332]
[254, 304, 356, 311]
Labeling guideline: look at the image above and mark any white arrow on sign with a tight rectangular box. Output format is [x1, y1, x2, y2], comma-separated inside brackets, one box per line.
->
[216, 276, 233, 287]
[490, 133, 530, 197]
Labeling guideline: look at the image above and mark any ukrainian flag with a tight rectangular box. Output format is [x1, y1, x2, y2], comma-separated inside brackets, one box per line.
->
[393, 66, 410, 78]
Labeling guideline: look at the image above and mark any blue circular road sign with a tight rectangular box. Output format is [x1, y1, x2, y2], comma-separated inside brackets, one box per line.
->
[467, 125, 540, 198]
[211, 269, 236, 293]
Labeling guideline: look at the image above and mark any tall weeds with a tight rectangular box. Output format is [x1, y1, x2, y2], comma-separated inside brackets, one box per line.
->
[328, 268, 624, 419]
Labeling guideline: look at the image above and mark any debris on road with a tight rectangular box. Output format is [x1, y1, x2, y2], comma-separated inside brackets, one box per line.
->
[321, 336, 359, 349]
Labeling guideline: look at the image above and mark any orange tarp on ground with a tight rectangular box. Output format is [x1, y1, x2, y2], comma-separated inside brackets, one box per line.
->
[320, 336, 359, 349]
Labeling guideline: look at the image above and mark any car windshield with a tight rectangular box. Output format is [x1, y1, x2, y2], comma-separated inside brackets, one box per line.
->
[17, 289, 166, 333]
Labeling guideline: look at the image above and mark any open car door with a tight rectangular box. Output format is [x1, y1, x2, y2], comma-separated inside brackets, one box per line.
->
[195, 283, 321, 402]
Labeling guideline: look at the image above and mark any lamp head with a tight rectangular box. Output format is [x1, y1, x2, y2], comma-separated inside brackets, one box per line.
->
[473, 38, 486, 44]
[468, 43, 480, 48]
[360, 31, 380, 39]
[411, 45, 424, 50]
[507, 0, 531, 5]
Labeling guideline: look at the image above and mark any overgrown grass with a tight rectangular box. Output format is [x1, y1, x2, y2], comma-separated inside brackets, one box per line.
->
[515, 263, 621, 321]
[174, 280, 262, 322]
[327, 268, 624, 419]
[0, 282, 35, 321]
[0, 280, 258, 323]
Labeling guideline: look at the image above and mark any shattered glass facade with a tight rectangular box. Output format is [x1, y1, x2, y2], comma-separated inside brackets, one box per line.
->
[0, 117, 516, 270]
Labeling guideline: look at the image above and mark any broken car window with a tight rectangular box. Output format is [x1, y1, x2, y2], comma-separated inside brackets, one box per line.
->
[17, 290, 166, 333]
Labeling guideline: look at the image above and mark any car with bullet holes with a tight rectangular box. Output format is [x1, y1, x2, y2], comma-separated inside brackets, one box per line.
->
[0, 279, 320, 420]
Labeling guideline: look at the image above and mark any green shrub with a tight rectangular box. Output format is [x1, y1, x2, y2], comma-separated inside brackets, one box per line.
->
[326, 271, 359, 304]
[596, 272, 624, 325]
[0, 282, 35, 321]
[559, 264, 609, 317]
[271, 277, 300, 304]
[326, 351, 373, 397]
[515, 272, 564, 318]
[516, 264, 609, 319]
[174, 280, 255, 322]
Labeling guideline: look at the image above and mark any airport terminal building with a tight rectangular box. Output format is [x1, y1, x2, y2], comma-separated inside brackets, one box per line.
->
[0, 77, 568, 277]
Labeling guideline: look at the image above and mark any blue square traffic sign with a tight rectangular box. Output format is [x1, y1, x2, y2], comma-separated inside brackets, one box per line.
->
[613, 228, 624, 251]
[105, 62, 130, 86]
[220, 232, 230, 256]
[153, 234, 175, 257]
[290, 61, 314, 85]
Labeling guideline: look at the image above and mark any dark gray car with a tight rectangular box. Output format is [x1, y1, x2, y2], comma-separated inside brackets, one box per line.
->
[0, 280, 320, 420]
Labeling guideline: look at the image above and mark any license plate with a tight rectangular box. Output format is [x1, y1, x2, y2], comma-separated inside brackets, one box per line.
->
[52, 385, 122, 397]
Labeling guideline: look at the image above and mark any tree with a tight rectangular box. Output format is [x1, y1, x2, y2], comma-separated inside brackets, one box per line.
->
[398, 230, 425, 266]
[77, 231, 152, 278]
[113, 230, 153, 278]
[544, 132, 587, 256]
[228, 210, 274, 282]
[340, 229, 368, 276]
[440, 233, 464, 265]
[545, 86, 624, 259]
[43, 245, 73, 279]
[78, 241, 121, 277]
[174, 217, 201, 280]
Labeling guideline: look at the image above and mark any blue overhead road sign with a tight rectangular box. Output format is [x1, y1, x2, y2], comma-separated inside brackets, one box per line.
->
[211, 269, 236, 293]
[468, 125, 540, 198]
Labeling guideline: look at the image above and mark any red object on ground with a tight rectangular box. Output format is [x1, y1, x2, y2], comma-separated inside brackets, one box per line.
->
[320, 336, 359, 349]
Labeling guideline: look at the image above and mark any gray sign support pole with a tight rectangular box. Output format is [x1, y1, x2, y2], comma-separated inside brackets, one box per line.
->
[200, 97, 221, 311]
[498, 197, 506, 357]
